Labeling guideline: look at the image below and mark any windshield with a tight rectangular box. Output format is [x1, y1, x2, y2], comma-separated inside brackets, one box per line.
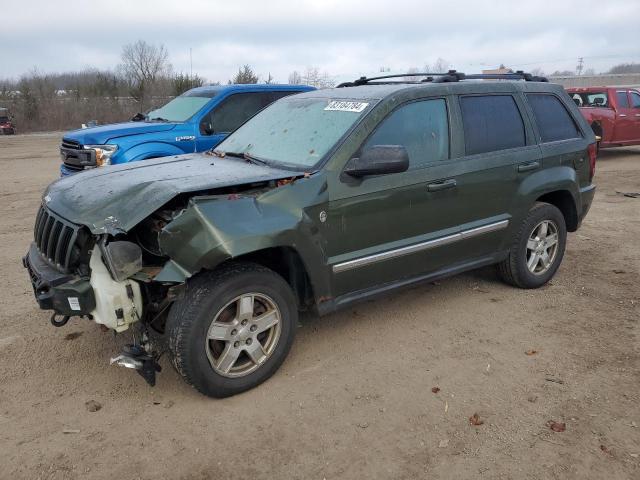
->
[216, 97, 371, 168]
[146, 96, 211, 122]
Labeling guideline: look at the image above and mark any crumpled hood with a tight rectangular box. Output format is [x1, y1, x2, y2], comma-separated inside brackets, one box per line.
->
[64, 121, 179, 144]
[43, 153, 301, 234]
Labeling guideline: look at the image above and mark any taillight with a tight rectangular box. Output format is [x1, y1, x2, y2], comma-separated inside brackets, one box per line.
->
[587, 142, 597, 182]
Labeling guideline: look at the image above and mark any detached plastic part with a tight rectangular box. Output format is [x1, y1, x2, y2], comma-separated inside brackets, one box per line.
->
[110, 344, 162, 386]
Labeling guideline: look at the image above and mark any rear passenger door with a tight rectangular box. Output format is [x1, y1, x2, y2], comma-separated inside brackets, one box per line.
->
[612, 90, 636, 143]
[441, 93, 539, 261]
[629, 90, 640, 142]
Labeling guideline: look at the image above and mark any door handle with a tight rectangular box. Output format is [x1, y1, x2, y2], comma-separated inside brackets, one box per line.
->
[427, 179, 457, 192]
[619, 114, 627, 117]
[635, 114, 640, 117]
[517, 161, 540, 172]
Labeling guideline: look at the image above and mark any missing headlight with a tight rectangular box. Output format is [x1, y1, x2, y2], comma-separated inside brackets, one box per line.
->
[101, 241, 143, 282]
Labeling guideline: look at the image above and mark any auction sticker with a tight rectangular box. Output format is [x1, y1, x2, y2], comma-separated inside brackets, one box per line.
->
[68, 297, 81, 311]
[325, 101, 369, 113]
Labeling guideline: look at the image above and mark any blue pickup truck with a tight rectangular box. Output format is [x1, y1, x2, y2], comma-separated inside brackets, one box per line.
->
[59, 83, 314, 176]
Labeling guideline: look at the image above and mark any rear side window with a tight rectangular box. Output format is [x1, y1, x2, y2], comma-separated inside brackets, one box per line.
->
[526, 94, 581, 143]
[459, 95, 526, 155]
[363, 99, 449, 168]
[616, 91, 630, 108]
[631, 91, 640, 108]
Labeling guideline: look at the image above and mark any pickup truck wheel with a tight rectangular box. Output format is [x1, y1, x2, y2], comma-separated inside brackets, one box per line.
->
[166, 263, 297, 398]
[498, 202, 567, 289]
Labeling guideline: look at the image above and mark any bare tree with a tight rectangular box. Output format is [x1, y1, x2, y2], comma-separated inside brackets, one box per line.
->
[301, 67, 334, 88]
[119, 40, 171, 103]
[529, 67, 546, 77]
[429, 58, 450, 73]
[231, 65, 259, 84]
[288, 70, 302, 84]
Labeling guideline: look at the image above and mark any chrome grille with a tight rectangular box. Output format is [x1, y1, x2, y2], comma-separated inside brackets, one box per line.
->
[34, 205, 81, 273]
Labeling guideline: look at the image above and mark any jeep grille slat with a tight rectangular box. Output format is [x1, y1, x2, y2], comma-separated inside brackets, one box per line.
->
[33, 205, 82, 273]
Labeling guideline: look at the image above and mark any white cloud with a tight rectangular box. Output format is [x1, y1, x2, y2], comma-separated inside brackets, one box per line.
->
[1, 0, 639, 81]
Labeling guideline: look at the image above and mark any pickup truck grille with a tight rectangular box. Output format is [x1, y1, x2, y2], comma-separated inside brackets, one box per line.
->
[34, 205, 82, 273]
[60, 138, 95, 170]
[61, 138, 81, 150]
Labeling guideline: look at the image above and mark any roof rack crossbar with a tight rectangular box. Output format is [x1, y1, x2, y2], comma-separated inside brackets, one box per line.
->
[337, 70, 548, 87]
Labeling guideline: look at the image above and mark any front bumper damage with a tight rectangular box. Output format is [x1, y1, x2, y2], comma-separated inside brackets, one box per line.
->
[23, 243, 96, 319]
[23, 242, 161, 385]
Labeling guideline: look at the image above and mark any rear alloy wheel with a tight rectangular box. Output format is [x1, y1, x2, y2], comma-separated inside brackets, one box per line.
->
[498, 202, 567, 289]
[167, 263, 297, 398]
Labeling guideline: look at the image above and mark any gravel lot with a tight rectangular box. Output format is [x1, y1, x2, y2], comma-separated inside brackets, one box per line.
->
[0, 133, 638, 480]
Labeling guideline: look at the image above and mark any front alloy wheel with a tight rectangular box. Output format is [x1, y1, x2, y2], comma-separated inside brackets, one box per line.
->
[167, 263, 297, 398]
[206, 293, 282, 378]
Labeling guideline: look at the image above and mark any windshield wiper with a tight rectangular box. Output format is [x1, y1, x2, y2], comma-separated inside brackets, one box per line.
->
[149, 117, 170, 122]
[219, 151, 270, 166]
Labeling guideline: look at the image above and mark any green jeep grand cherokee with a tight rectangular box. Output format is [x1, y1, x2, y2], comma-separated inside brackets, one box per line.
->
[24, 71, 596, 397]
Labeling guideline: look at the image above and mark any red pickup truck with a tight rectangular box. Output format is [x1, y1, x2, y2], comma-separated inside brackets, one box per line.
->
[566, 87, 640, 149]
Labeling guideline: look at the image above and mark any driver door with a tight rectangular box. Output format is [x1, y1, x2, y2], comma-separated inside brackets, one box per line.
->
[325, 98, 459, 297]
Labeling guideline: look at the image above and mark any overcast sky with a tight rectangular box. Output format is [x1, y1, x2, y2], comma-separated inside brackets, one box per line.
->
[1, 0, 639, 83]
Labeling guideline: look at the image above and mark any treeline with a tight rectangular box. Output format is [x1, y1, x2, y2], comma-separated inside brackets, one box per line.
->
[0, 69, 200, 132]
[0, 40, 335, 133]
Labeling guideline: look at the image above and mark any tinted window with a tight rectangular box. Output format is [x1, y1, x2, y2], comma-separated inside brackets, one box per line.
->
[207, 92, 297, 134]
[460, 95, 525, 155]
[362, 99, 449, 168]
[616, 91, 630, 108]
[629, 91, 640, 108]
[526, 94, 581, 143]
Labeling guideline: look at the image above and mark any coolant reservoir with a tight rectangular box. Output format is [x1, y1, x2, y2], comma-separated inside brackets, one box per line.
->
[88, 246, 143, 332]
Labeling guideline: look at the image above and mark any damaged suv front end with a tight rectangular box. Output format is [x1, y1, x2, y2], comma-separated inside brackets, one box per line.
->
[24, 148, 316, 384]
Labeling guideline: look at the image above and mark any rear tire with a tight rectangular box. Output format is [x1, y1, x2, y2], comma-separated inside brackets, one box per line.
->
[166, 262, 297, 398]
[498, 202, 567, 289]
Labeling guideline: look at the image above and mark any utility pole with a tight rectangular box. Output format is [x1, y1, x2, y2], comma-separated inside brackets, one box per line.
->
[190, 48, 193, 79]
[576, 57, 584, 76]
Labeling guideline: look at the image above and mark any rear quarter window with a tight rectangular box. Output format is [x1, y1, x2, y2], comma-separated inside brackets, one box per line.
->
[459, 95, 526, 156]
[526, 94, 581, 143]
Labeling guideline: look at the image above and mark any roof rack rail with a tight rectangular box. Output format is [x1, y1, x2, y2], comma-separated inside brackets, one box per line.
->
[336, 70, 549, 87]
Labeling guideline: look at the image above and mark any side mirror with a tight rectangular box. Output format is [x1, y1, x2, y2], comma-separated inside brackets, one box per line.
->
[200, 120, 214, 136]
[344, 145, 409, 178]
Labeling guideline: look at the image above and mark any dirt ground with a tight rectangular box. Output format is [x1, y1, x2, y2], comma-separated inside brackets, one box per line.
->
[0, 133, 638, 480]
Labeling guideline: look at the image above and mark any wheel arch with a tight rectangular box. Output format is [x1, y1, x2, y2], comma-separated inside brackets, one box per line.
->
[119, 142, 187, 163]
[536, 190, 578, 232]
[216, 247, 316, 311]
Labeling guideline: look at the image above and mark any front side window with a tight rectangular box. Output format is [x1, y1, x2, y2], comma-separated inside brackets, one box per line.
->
[616, 91, 630, 108]
[216, 97, 370, 168]
[629, 91, 640, 108]
[460, 95, 526, 155]
[362, 99, 449, 168]
[526, 94, 581, 143]
[208, 93, 276, 134]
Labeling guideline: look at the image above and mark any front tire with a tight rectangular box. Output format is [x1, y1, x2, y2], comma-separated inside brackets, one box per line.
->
[498, 202, 567, 289]
[166, 262, 298, 398]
